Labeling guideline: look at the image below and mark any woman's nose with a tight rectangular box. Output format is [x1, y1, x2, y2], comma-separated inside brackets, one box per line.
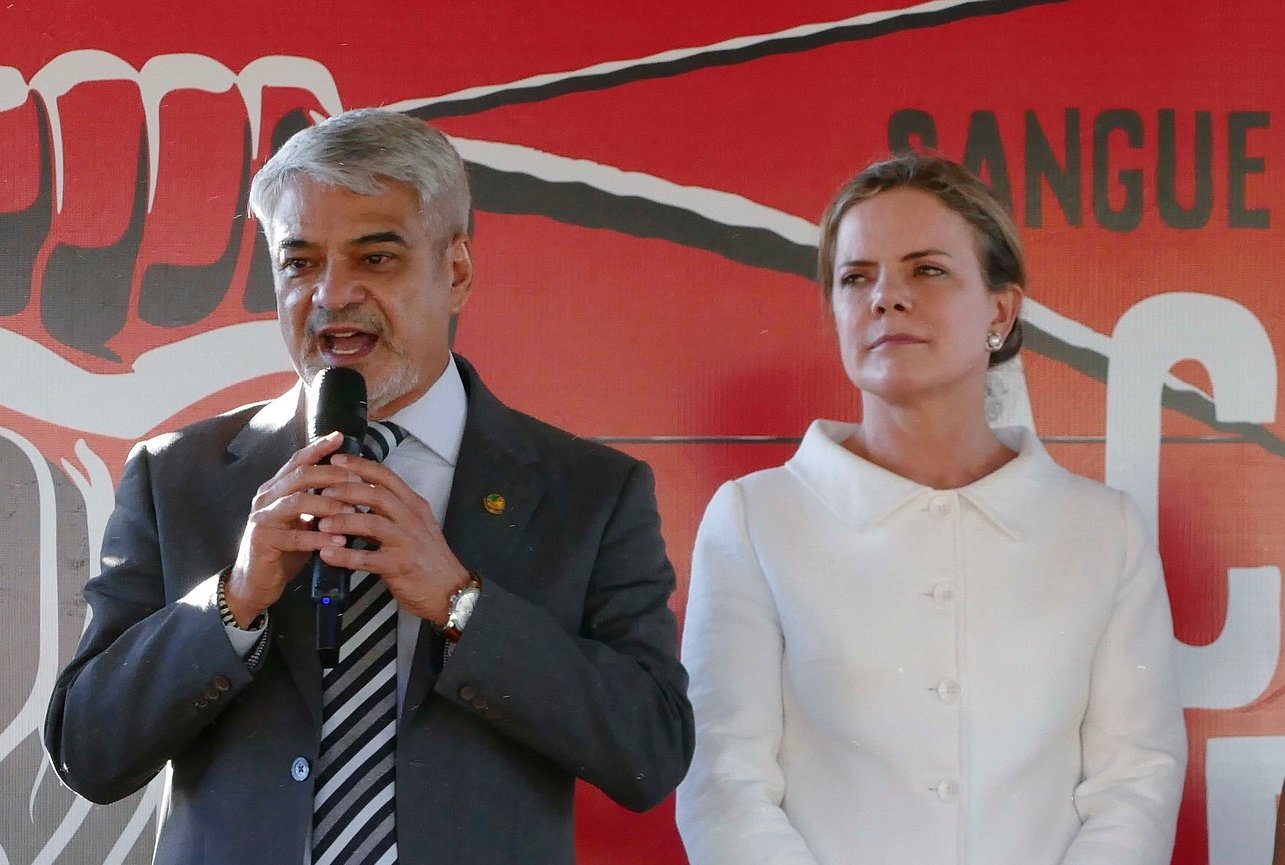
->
[869, 275, 911, 315]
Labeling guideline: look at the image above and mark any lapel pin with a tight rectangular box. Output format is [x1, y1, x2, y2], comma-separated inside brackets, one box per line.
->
[483, 493, 507, 515]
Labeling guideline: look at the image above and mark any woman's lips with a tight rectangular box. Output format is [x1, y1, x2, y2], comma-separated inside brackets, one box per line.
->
[866, 333, 926, 350]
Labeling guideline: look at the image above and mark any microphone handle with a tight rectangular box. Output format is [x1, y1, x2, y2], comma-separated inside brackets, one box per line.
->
[313, 433, 363, 667]
[317, 597, 342, 670]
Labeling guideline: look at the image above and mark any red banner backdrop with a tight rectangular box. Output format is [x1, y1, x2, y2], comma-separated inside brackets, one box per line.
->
[0, 1, 1281, 863]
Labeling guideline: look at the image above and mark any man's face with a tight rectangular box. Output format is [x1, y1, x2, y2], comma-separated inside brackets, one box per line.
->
[266, 179, 473, 419]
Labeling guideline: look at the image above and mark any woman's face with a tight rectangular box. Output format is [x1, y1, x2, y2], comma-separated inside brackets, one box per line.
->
[829, 187, 1020, 408]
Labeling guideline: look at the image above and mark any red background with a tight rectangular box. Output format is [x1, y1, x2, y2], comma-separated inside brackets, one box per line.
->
[0, 1, 1282, 862]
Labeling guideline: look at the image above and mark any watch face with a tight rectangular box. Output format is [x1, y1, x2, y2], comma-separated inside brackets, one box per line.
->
[450, 587, 480, 629]
[456, 589, 479, 617]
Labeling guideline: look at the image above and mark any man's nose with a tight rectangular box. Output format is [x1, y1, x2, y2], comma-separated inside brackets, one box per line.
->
[311, 262, 366, 310]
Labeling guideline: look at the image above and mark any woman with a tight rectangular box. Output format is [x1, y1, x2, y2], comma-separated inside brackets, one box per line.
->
[676, 153, 1187, 865]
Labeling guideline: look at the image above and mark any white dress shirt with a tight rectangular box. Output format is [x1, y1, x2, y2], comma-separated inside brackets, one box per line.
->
[226, 355, 467, 713]
[676, 420, 1187, 865]
[383, 354, 467, 709]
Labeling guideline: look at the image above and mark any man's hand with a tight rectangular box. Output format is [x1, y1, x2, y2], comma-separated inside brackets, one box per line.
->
[223, 432, 362, 627]
[314, 452, 471, 625]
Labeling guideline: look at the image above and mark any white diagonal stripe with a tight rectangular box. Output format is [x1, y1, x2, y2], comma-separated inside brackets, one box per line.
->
[321, 663, 395, 740]
[314, 721, 396, 809]
[365, 422, 398, 459]
[314, 783, 395, 865]
[336, 600, 396, 666]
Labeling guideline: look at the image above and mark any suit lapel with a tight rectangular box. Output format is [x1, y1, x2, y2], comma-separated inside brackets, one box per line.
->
[209, 388, 303, 555]
[401, 357, 545, 716]
[222, 385, 326, 726]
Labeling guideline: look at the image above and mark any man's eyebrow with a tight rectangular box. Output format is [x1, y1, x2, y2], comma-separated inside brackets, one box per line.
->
[274, 231, 410, 251]
[353, 231, 409, 246]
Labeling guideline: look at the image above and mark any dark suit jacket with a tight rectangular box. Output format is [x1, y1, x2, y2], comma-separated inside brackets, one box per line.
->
[45, 355, 693, 864]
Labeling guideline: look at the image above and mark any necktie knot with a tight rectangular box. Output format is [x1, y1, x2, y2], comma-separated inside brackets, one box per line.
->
[363, 420, 408, 463]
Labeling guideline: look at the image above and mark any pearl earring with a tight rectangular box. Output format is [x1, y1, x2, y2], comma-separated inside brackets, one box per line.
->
[986, 332, 1004, 351]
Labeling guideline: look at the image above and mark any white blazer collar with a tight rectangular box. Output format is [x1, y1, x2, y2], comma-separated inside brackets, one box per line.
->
[786, 420, 1068, 541]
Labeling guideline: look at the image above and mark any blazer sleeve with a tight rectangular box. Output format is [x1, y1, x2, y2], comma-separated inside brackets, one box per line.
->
[43, 442, 256, 804]
[1062, 493, 1188, 865]
[676, 481, 822, 865]
[432, 458, 694, 812]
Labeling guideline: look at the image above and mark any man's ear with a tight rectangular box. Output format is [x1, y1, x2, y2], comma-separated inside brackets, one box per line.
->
[448, 234, 473, 313]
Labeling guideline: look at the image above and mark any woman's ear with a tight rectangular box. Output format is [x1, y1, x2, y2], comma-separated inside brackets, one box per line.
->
[990, 283, 1023, 338]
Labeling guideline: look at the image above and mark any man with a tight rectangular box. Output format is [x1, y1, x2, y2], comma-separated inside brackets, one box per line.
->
[44, 108, 693, 864]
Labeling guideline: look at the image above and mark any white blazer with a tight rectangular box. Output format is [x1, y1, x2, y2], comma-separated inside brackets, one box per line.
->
[677, 421, 1186, 865]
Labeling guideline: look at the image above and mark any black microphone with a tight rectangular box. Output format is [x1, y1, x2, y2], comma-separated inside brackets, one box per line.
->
[306, 366, 368, 668]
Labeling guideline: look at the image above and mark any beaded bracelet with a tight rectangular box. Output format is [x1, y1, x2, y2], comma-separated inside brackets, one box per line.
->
[217, 575, 266, 631]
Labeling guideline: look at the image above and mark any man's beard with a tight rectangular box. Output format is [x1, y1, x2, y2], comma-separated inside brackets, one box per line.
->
[364, 360, 418, 418]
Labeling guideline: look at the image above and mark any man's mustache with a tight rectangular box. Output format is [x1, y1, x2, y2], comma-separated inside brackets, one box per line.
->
[305, 309, 387, 338]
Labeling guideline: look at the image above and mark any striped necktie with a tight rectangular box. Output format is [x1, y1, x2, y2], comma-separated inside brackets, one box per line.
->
[312, 420, 407, 865]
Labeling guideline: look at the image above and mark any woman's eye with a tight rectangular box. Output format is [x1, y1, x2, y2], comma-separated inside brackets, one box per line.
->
[916, 263, 946, 277]
[839, 271, 868, 286]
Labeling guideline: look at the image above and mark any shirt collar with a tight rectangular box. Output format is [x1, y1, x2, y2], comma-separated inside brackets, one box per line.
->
[384, 354, 467, 466]
[786, 420, 1066, 541]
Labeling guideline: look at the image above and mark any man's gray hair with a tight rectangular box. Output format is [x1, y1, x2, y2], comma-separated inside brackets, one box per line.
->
[249, 108, 470, 241]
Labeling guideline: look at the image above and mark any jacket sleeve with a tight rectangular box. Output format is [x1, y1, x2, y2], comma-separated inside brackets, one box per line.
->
[1062, 493, 1188, 865]
[675, 481, 822, 865]
[432, 458, 694, 812]
[43, 442, 255, 804]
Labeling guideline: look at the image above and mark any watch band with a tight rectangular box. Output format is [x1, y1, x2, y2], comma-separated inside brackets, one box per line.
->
[443, 571, 483, 643]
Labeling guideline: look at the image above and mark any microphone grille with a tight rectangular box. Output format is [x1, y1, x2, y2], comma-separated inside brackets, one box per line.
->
[308, 367, 368, 441]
